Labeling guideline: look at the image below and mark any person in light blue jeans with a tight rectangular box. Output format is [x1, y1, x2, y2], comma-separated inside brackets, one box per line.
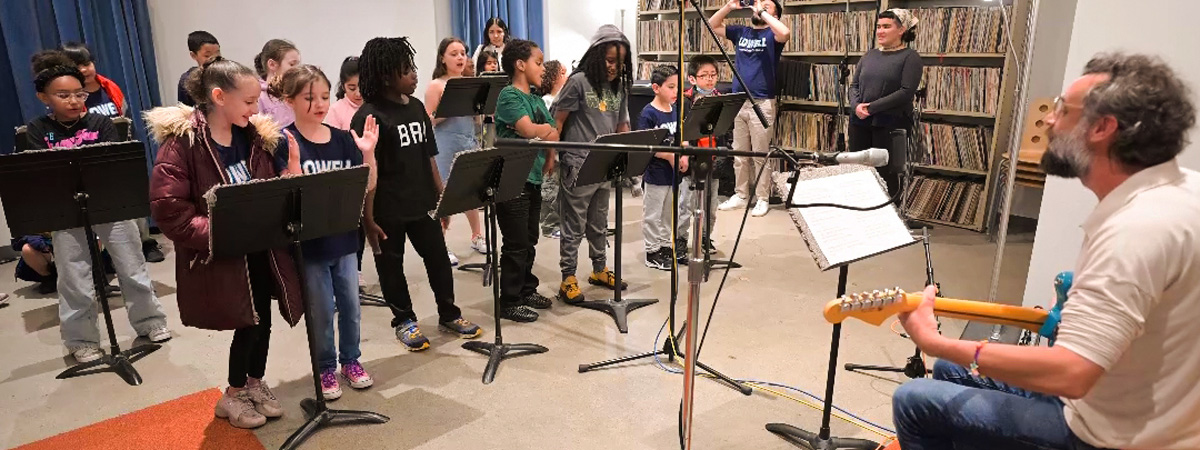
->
[54, 219, 169, 360]
[273, 63, 380, 400]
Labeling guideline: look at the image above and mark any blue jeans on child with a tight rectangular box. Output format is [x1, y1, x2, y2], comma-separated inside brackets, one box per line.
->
[893, 359, 1106, 450]
[302, 252, 361, 372]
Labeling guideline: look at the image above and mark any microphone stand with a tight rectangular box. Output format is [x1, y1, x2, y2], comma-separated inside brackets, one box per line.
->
[842, 227, 936, 379]
[835, 0, 853, 153]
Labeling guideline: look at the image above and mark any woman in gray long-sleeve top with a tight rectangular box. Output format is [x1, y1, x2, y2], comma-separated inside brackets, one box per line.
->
[849, 9, 923, 199]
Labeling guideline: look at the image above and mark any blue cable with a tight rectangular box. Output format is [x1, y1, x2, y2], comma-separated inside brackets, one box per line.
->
[652, 319, 897, 435]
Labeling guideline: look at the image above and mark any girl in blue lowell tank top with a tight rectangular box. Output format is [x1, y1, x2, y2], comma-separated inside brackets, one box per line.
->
[272, 64, 380, 402]
[426, 37, 486, 266]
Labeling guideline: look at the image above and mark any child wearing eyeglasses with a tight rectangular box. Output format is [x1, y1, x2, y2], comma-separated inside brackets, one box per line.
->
[21, 51, 119, 150]
[20, 50, 170, 365]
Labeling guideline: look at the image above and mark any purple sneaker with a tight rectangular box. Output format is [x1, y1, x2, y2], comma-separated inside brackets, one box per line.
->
[341, 360, 374, 389]
[321, 368, 342, 401]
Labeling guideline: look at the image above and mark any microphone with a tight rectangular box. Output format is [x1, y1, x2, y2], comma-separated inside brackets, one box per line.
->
[803, 148, 890, 167]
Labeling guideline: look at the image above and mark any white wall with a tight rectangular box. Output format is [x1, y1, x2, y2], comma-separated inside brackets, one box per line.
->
[1022, 0, 1200, 306]
[544, 0, 639, 69]
[148, 0, 451, 106]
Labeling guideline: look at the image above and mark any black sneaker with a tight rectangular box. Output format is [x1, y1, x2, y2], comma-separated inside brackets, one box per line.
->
[644, 248, 671, 271]
[523, 292, 552, 310]
[143, 240, 165, 263]
[501, 305, 539, 322]
[38, 280, 57, 295]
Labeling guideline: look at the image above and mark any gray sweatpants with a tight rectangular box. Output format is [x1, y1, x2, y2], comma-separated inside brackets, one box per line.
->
[558, 178, 610, 277]
[642, 180, 692, 252]
[540, 167, 560, 234]
[52, 219, 167, 351]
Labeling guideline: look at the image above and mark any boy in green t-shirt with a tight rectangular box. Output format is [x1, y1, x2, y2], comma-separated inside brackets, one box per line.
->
[493, 40, 559, 322]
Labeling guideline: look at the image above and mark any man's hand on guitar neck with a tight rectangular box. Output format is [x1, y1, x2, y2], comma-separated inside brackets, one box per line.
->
[898, 285, 1106, 400]
[897, 285, 941, 350]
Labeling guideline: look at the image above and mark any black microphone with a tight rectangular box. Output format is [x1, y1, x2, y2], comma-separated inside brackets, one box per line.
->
[790, 148, 890, 167]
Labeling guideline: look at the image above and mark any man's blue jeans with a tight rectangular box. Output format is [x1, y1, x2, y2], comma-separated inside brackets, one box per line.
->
[893, 359, 1105, 450]
[303, 252, 362, 372]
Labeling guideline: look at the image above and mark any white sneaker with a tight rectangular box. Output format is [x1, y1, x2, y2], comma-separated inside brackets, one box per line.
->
[751, 200, 770, 217]
[73, 347, 103, 363]
[144, 326, 172, 343]
[471, 236, 488, 254]
[719, 194, 747, 211]
[0, 293, 9, 306]
[448, 251, 459, 267]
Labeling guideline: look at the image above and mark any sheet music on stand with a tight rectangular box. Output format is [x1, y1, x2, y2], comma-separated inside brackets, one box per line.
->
[781, 166, 917, 270]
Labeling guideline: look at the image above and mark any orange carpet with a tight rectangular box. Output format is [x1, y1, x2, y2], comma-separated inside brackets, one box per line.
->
[14, 388, 264, 450]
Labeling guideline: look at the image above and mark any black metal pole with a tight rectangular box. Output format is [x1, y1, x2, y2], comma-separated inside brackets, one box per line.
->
[765, 264, 878, 449]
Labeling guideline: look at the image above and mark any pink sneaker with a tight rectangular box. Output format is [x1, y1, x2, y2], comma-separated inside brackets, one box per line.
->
[321, 369, 342, 401]
[341, 360, 374, 389]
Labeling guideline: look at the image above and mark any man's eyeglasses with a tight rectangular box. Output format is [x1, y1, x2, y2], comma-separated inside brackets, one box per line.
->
[1053, 96, 1082, 117]
[52, 92, 89, 101]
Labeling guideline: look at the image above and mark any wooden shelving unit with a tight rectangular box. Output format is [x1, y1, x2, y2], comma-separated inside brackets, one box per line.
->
[636, 0, 1031, 231]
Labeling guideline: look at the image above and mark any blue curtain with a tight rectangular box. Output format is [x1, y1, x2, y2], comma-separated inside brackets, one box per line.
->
[0, 0, 162, 159]
[452, 0, 546, 54]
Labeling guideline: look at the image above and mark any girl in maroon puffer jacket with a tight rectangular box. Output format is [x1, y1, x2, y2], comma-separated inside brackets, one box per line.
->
[145, 57, 303, 430]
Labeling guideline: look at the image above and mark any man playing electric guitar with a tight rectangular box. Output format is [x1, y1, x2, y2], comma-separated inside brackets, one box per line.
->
[893, 53, 1200, 449]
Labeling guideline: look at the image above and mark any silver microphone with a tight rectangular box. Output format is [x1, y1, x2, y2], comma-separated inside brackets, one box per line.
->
[814, 148, 890, 167]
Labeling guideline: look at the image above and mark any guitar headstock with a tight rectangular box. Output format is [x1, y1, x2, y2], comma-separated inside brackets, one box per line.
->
[822, 287, 912, 326]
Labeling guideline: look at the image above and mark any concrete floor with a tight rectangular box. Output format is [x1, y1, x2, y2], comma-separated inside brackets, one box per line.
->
[0, 191, 1033, 450]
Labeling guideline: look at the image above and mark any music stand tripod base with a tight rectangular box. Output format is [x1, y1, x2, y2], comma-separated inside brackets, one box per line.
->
[359, 287, 389, 308]
[573, 297, 658, 334]
[56, 343, 161, 386]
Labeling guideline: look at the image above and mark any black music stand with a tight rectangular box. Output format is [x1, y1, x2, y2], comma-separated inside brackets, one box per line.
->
[767, 167, 918, 450]
[437, 147, 548, 384]
[683, 93, 747, 275]
[570, 129, 668, 333]
[843, 227, 935, 379]
[435, 75, 508, 277]
[577, 101, 753, 395]
[0, 141, 160, 386]
[208, 166, 388, 450]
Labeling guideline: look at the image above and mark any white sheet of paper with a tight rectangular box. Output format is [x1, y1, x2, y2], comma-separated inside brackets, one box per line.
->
[791, 169, 915, 267]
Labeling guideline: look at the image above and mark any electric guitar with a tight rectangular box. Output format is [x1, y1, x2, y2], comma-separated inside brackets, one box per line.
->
[823, 272, 1073, 344]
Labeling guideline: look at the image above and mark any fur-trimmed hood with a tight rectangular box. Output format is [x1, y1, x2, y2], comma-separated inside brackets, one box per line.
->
[143, 104, 283, 153]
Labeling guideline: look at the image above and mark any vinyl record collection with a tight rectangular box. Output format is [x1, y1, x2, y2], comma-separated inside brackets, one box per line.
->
[702, 18, 752, 53]
[810, 63, 853, 102]
[640, 0, 680, 11]
[910, 7, 1012, 55]
[784, 11, 873, 53]
[775, 111, 840, 152]
[917, 123, 993, 171]
[921, 66, 1002, 115]
[904, 176, 985, 226]
[639, 19, 706, 53]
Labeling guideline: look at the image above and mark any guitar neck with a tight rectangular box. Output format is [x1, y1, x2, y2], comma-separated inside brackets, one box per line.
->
[917, 294, 1049, 332]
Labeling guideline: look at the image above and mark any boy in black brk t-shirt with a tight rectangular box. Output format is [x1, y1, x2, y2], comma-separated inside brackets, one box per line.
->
[351, 37, 482, 352]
